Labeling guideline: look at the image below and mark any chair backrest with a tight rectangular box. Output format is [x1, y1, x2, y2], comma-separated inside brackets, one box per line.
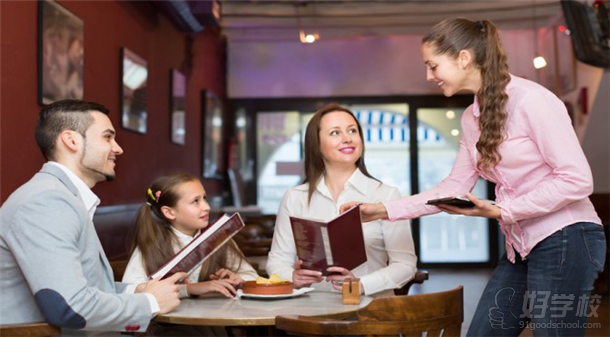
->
[276, 286, 463, 337]
[394, 269, 429, 296]
[110, 260, 128, 282]
[0, 322, 60, 337]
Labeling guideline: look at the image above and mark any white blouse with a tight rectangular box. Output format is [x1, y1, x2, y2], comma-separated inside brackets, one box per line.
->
[123, 226, 258, 297]
[266, 169, 417, 297]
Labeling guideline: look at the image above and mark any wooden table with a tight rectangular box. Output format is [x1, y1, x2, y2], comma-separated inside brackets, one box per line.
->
[155, 290, 372, 327]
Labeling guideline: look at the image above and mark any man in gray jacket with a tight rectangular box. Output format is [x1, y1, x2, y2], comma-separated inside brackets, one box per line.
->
[0, 100, 186, 334]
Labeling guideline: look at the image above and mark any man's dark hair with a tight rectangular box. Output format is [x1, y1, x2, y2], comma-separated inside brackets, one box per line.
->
[35, 99, 109, 161]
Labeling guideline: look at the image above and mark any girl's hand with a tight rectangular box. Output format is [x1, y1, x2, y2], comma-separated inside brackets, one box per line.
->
[292, 260, 323, 289]
[436, 193, 501, 219]
[325, 267, 361, 293]
[186, 279, 237, 298]
[209, 268, 244, 287]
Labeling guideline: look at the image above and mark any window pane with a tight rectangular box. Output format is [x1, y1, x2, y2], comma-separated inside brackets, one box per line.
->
[256, 111, 302, 214]
[417, 108, 489, 263]
[348, 104, 411, 195]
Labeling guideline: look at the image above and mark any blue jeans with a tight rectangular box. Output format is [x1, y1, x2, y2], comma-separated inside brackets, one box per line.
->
[467, 222, 606, 337]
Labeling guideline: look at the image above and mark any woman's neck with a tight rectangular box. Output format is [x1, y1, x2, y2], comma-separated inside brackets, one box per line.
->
[323, 164, 357, 202]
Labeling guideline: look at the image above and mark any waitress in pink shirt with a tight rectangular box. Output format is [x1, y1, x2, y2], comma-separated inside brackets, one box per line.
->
[342, 18, 605, 336]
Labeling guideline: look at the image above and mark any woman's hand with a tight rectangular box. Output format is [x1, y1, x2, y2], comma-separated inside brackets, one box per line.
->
[325, 267, 361, 293]
[339, 202, 388, 222]
[186, 279, 238, 298]
[436, 193, 501, 219]
[209, 268, 244, 287]
[292, 260, 323, 289]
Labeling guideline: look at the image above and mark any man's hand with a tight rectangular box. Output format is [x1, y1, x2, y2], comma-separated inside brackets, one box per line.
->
[292, 260, 323, 289]
[339, 202, 388, 222]
[436, 193, 501, 219]
[141, 272, 187, 314]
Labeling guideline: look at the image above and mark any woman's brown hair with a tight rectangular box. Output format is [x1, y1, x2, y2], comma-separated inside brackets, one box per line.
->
[423, 18, 510, 173]
[130, 172, 244, 281]
[303, 103, 378, 204]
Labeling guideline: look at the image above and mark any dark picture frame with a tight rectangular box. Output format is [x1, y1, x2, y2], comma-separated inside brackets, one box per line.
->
[38, 0, 84, 105]
[202, 90, 224, 179]
[170, 69, 186, 145]
[120, 47, 148, 134]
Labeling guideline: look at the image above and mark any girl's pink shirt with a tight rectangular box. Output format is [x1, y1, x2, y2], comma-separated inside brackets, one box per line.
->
[384, 75, 601, 262]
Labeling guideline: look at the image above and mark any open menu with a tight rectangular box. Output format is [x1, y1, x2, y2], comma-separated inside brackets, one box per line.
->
[149, 212, 245, 280]
[289, 204, 367, 276]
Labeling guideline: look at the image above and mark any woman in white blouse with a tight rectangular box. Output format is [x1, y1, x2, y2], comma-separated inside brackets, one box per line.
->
[266, 103, 417, 297]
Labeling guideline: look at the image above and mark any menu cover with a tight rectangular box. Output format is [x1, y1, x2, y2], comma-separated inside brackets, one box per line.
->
[289, 204, 367, 276]
[149, 212, 245, 280]
[426, 196, 497, 208]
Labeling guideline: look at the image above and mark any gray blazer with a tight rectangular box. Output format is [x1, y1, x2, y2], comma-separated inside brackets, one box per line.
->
[0, 163, 151, 334]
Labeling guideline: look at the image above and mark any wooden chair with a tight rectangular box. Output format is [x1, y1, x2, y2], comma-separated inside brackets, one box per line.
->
[110, 260, 128, 282]
[394, 270, 429, 296]
[0, 322, 60, 337]
[276, 286, 463, 337]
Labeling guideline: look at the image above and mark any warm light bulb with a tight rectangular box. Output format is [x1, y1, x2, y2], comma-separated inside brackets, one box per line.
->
[304, 34, 316, 43]
[299, 30, 318, 43]
[445, 110, 456, 120]
[533, 56, 547, 69]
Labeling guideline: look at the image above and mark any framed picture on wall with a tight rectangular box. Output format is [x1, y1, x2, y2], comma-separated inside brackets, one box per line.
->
[38, 0, 84, 105]
[120, 47, 148, 134]
[202, 90, 224, 179]
[170, 69, 186, 145]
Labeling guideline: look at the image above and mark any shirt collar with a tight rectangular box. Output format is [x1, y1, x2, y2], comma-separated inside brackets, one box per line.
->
[314, 167, 369, 198]
[47, 161, 100, 219]
[170, 226, 201, 243]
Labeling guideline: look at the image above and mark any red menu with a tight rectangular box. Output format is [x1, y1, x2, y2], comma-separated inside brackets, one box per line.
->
[149, 212, 245, 280]
[289, 204, 367, 276]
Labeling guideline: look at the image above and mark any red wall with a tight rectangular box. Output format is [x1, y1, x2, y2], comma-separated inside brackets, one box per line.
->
[1, 1, 226, 205]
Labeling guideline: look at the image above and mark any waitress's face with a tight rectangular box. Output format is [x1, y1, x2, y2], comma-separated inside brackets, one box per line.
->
[422, 42, 469, 97]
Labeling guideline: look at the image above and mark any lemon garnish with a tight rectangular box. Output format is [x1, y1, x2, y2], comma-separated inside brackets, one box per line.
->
[256, 273, 288, 285]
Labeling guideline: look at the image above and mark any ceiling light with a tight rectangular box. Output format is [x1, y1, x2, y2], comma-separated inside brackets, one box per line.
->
[533, 55, 548, 69]
[299, 29, 319, 43]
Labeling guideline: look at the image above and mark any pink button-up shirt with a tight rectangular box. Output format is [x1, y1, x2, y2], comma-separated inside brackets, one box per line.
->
[384, 75, 601, 263]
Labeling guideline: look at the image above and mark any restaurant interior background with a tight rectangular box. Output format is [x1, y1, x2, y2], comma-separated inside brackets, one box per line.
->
[1, 0, 608, 270]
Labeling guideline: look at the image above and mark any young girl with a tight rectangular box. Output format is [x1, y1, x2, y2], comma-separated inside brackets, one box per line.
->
[123, 172, 258, 300]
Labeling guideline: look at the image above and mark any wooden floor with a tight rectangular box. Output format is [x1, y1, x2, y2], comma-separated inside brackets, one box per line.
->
[409, 269, 610, 336]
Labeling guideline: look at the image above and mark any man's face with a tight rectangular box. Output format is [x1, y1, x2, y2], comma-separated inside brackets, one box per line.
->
[78, 112, 123, 184]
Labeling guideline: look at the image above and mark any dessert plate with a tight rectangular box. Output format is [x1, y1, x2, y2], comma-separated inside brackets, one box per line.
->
[237, 287, 314, 300]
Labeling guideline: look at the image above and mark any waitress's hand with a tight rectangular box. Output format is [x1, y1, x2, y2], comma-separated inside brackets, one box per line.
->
[436, 193, 501, 219]
[339, 202, 388, 222]
[292, 260, 323, 289]
[325, 267, 361, 293]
